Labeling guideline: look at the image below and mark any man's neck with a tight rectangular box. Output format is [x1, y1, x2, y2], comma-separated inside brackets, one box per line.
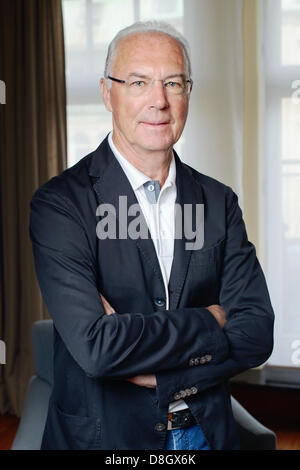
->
[111, 132, 173, 188]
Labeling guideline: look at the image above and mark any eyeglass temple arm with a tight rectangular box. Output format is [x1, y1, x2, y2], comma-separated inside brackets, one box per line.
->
[107, 76, 126, 84]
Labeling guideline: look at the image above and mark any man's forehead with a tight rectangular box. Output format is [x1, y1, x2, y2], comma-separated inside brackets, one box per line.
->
[112, 32, 184, 73]
[118, 31, 180, 47]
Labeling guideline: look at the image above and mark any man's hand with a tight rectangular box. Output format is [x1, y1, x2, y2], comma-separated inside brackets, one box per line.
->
[100, 294, 115, 315]
[206, 304, 226, 329]
[100, 293, 156, 388]
[126, 374, 157, 388]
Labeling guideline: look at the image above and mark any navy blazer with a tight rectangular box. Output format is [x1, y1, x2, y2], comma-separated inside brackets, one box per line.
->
[29, 136, 274, 450]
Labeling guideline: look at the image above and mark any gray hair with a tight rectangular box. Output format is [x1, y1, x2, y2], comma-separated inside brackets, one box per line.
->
[104, 20, 192, 83]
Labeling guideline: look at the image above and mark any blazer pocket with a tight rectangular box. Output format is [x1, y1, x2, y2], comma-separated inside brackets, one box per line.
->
[190, 239, 225, 266]
[55, 402, 101, 450]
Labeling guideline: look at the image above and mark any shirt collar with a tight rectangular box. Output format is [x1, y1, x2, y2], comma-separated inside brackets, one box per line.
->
[108, 132, 176, 192]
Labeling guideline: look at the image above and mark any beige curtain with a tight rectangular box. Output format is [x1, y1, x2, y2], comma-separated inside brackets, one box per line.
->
[183, 0, 262, 260]
[242, 0, 262, 259]
[183, 0, 244, 201]
[0, 0, 67, 416]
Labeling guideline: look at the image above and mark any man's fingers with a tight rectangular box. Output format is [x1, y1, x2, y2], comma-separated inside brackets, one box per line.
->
[206, 304, 226, 329]
[100, 293, 116, 315]
[126, 374, 157, 388]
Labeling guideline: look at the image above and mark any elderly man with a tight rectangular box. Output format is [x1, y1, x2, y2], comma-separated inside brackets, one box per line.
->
[30, 21, 274, 450]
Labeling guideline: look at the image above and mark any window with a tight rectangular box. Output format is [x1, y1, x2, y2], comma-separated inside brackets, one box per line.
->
[62, 0, 183, 167]
[264, 0, 300, 369]
[62, 0, 300, 378]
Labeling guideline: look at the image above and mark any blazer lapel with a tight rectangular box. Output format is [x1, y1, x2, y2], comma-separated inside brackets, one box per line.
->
[168, 153, 205, 310]
[88, 137, 165, 287]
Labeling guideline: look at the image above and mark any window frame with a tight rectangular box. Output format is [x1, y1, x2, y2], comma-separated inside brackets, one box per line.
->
[257, 0, 300, 381]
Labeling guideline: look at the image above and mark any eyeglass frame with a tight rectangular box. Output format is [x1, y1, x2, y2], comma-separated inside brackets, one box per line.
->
[106, 75, 193, 95]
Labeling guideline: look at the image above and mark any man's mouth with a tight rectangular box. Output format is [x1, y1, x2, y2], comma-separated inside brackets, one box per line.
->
[140, 121, 169, 126]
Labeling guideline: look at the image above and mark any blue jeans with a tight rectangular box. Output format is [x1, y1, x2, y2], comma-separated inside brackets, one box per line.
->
[165, 424, 211, 450]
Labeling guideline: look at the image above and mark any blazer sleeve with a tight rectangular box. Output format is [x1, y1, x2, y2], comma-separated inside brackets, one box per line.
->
[156, 187, 274, 407]
[29, 187, 229, 380]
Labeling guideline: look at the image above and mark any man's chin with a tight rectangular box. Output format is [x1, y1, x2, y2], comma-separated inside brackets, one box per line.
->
[136, 136, 175, 153]
[141, 144, 173, 153]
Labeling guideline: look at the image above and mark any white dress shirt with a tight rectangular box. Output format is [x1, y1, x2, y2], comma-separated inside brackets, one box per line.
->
[108, 133, 188, 413]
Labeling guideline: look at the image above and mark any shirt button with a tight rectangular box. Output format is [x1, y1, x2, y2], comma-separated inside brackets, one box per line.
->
[148, 184, 155, 192]
[155, 423, 166, 432]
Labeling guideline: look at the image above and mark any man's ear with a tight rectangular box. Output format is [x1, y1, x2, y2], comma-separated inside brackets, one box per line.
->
[100, 78, 112, 112]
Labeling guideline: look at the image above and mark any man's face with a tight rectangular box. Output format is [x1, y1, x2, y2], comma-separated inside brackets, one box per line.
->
[101, 33, 190, 155]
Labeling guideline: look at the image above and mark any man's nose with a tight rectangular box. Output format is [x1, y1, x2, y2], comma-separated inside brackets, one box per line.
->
[148, 80, 169, 109]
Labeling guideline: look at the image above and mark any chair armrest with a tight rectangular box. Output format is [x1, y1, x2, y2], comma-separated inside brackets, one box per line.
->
[11, 376, 51, 450]
[231, 396, 277, 450]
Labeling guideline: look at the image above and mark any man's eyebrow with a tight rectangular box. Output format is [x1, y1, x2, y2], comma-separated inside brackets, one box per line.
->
[164, 73, 186, 79]
[127, 72, 186, 79]
[127, 73, 151, 79]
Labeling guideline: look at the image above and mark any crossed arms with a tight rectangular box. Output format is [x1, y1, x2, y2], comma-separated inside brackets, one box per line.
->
[29, 184, 274, 406]
[100, 293, 226, 388]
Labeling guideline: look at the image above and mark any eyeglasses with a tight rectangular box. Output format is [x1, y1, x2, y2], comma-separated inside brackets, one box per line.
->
[107, 75, 193, 96]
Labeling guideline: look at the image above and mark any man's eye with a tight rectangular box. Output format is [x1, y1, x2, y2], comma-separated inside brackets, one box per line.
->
[130, 81, 145, 87]
[165, 81, 182, 88]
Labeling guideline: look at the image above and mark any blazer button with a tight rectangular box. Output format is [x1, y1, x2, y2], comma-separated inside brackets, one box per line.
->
[154, 298, 166, 308]
[174, 392, 182, 400]
[155, 423, 166, 432]
[194, 357, 200, 366]
[190, 386, 198, 395]
[179, 390, 187, 398]
[200, 356, 206, 364]
[189, 358, 195, 366]
[185, 388, 192, 396]
[205, 354, 212, 362]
